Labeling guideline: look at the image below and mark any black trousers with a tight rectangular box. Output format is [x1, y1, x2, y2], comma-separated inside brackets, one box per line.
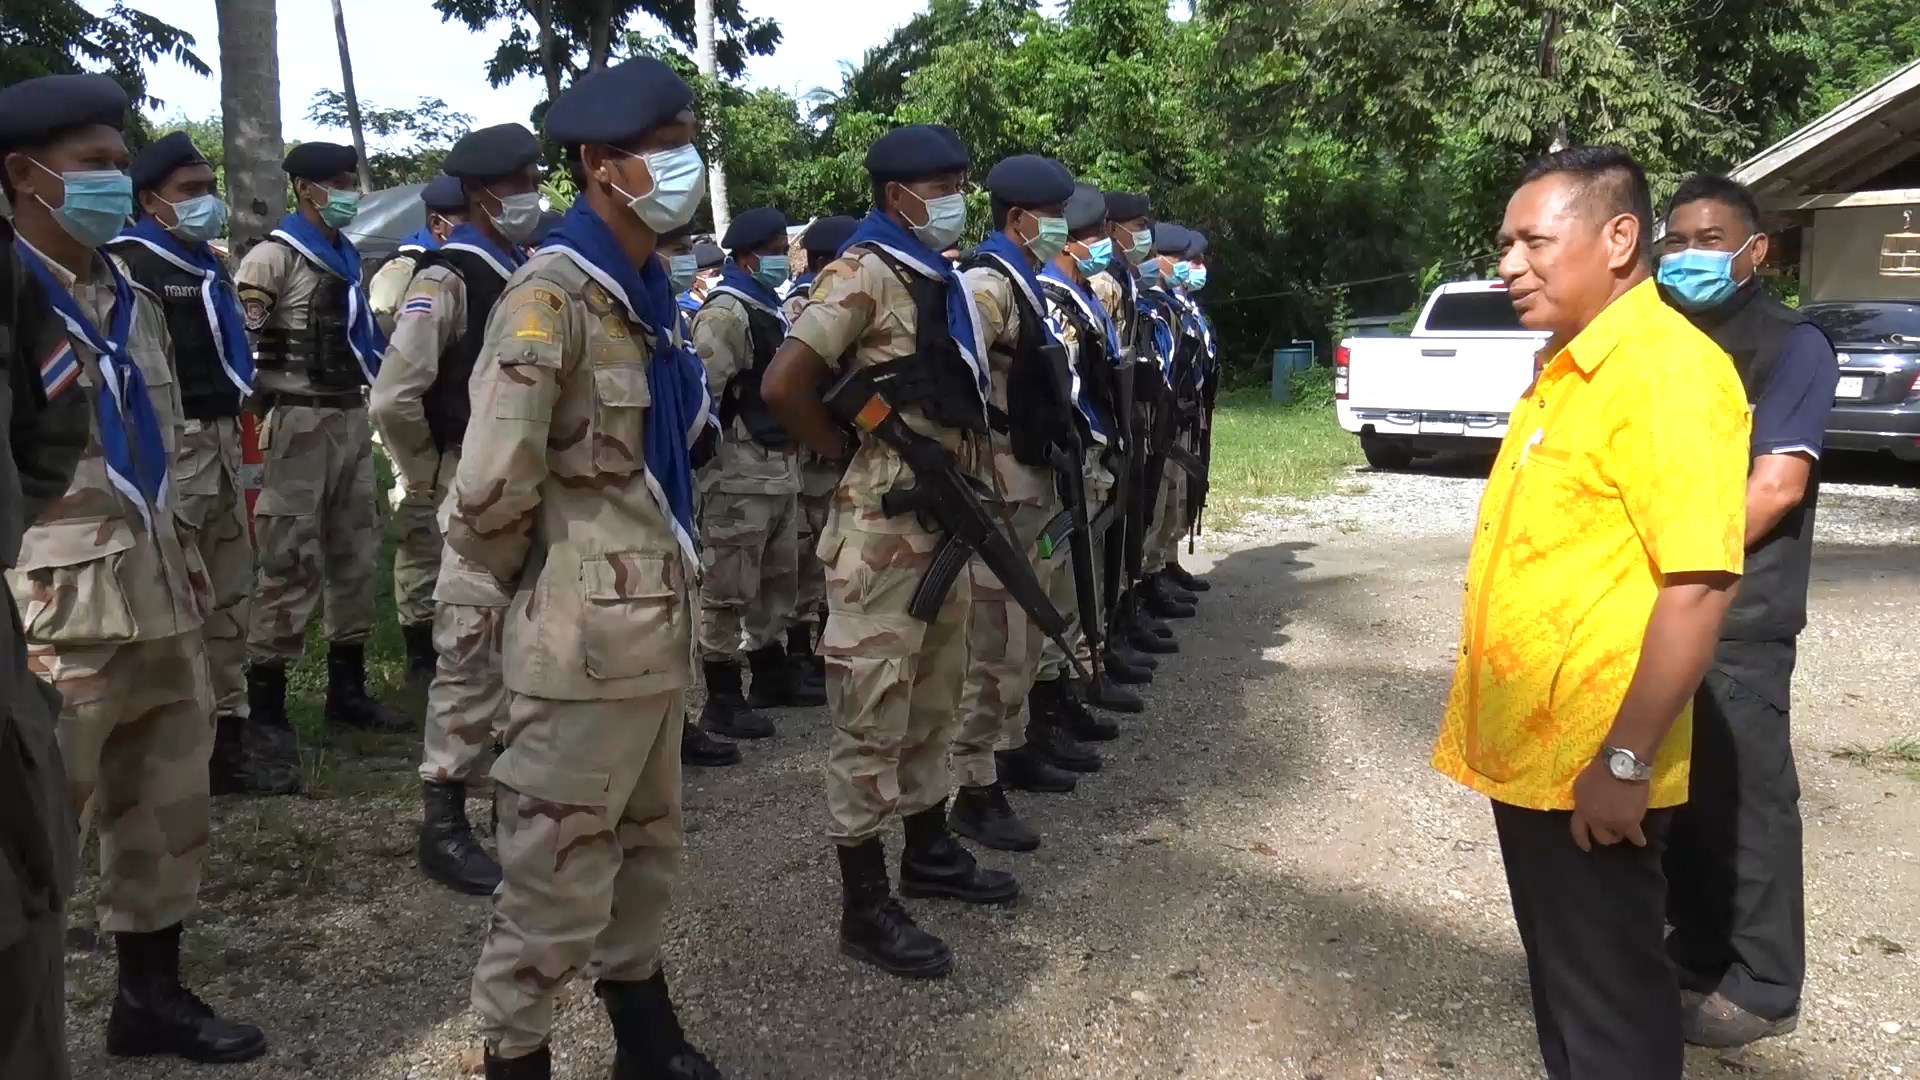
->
[1493, 800, 1682, 1080]
[1664, 663, 1805, 1020]
[0, 913, 69, 1080]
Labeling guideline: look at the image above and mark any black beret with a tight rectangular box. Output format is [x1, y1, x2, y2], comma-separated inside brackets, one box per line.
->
[1064, 183, 1107, 232]
[530, 210, 564, 245]
[0, 74, 128, 156]
[721, 206, 786, 251]
[985, 155, 1075, 208]
[442, 123, 542, 180]
[422, 175, 466, 211]
[803, 215, 858, 255]
[283, 141, 359, 181]
[1103, 190, 1150, 222]
[544, 57, 693, 147]
[1152, 222, 1191, 257]
[693, 241, 724, 270]
[129, 130, 209, 194]
[1185, 231, 1209, 258]
[864, 124, 969, 183]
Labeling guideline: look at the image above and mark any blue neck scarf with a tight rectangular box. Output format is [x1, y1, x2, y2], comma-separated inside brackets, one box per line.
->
[715, 260, 787, 321]
[975, 231, 1050, 314]
[839, 210, 987, 395]
[399, 227, 440, 253]
[271, 212, 384, 382]
[441, 221, 525, 279]
[1140, 286, 1179, 384]
[118, 218, 254, 394]
[539, 201, 710, 561]
[790, 270, 816, 297]
[1039, 262, 1118, 442]
[15, 242, 170, 530]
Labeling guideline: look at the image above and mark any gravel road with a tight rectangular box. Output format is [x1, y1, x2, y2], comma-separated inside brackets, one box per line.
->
[67, 455, 1920, 1080]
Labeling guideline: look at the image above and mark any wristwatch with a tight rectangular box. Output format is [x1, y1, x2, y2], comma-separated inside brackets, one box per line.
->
[1602, 746, 1652, 782]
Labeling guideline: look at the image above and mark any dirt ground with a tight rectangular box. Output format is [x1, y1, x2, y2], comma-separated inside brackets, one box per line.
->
[65, 456, 1920, 1080]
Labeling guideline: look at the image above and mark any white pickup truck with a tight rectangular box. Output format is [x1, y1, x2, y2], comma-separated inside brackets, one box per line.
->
[1334, 280, 1549, 470]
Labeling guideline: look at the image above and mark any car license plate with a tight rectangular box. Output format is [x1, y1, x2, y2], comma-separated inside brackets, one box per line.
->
[1836, 375, 1866, 400]
[1419, 417, 1466, 436]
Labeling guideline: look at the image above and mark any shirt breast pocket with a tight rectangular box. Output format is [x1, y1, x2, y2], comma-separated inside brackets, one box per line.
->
[588, 343, 649, 476]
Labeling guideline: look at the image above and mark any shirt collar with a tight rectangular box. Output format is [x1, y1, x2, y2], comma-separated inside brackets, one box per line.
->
[16, 234, 96, 291]
[1557, 275, 1660, 375]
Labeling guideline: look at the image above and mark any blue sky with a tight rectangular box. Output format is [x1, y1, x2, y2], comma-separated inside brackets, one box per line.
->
[119, 0, 931, 145]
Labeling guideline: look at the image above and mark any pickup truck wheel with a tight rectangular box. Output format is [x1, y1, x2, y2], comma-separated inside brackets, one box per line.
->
[1361, 434, 1415, 471]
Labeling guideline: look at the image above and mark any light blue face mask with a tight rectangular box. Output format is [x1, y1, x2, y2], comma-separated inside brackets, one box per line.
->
[752, 253, 790, 290]
[903, 189, 967, 251]
[1139, 259, 1162, 286]
[1656, 234, 1756, 311]
[615, 143, 707, 233]
[1126, 228, 1153, 264]
[164, 194, 229, 244]
[668, 253, 698, 292]
[1171, 260, 1193, 287]
[1075, 237, 1114, 277]
[34, 161, 133, 249]
[1026, 214, 1070, 263]
[1186, 266, 1208, 292]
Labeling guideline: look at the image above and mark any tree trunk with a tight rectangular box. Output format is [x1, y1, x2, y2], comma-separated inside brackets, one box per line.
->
[330, 0, 376, 191]
[217, 0, 284, 253]
[586, 0, 614, 72]
[695, 0, 730, 236]
[1538, 7, 1569, 153]
[534, 0, 563, 104]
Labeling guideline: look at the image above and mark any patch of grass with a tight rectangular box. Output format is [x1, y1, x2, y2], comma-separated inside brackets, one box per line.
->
[1833, 736, 1920, 781]
[1203, 388, 1361, 531]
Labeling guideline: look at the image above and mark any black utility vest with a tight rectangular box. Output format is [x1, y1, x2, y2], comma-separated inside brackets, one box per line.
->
[706, 290, 789, 448]
[857, 245, 988, 435]
[253, 238, 361, 391]
[107, 239, 244, 421]
[1037, 277, 1115, 444]
[961, 253, 1072, 468]
[1680, 281, 1829, 642]
[415, 246, 511, 452]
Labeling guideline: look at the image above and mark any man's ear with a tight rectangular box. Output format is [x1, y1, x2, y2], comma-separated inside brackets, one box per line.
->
[1750, 230, 1771, 269]
[1605, 211, 1643, 273]
[3, 152, 37, 201]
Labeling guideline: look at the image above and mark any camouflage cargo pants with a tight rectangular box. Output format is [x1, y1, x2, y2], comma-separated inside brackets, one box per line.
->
[471, 688, 684, 1059]
[247, 405, 379, 662]
[950, 499, 1054, 788]
[696, 488, 800, 660]
[174, 417, 253, 719]
[1143, 458, 1187, 575]
[33, 633, 212, 933]
[419, 544, 508, 785]
[1039, 456, 1116, 680]
[390, 452, 457, 627]
[792, 453, 842, 622]
[820, 514, 972, 843]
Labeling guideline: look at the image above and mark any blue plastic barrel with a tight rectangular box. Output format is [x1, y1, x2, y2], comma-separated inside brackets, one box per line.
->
[1271, 345, 1314, 402]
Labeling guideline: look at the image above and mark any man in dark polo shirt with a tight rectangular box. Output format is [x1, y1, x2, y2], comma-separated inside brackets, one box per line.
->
[1655, 173, 1839, 1048]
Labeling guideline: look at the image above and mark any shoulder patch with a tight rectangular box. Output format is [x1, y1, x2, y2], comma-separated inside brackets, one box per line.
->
[509, 301, 560, 345]
[237, 284, 275, 331]
[530, 286, 567, 313]
[581, 284, 616, 317]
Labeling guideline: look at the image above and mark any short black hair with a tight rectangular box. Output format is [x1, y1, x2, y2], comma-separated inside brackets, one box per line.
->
[1518, 144, 1653, 260]
[1665, 173, 1761, 234]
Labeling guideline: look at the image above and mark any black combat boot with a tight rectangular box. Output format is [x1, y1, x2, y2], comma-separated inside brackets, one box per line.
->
[949, 782, 1040, 852]
[401, 620, 437, 688]
[325, 642, 411, 733]
[681, 718, 741, 767]
[745, 642, 826, 709]
[485, 1044, 552, 1079]
[1143, 573, 1196, 619]
[223, 664, 303, 796]
[995, 747, 1077, 794]
[1101, 647, 1154, 685]
[1112, 639, 1161, 670]
[1084, 672, 1145, 714]
[835, 839, 952, 978]
[418, 780, 502, 896]
[597, 972, 723, 1080]
[898, 801, 1019, 904]
[1165, 561, 1211, 593]
[699, 659, 773, 739]
[105, 923, 267, 1063]
[1053, 677, 1119, 741]
[786, 621, 826, 693]
[1026, 680, 1102, 773]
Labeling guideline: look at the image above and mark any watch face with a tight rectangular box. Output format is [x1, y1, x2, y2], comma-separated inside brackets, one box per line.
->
[1607, 750, 1643, 781]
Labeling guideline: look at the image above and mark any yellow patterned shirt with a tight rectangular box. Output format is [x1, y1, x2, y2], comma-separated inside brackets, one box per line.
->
[1431, 278, 1750, 811]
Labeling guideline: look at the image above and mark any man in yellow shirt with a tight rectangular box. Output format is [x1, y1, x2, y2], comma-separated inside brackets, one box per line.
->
[1430, 146, 1749, 1080]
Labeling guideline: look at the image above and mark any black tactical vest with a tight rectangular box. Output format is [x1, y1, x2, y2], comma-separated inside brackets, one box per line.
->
[415, 246, 511, 451]
[1678, 281, 1829, 642]
[107, 238, 244, 421]
[1038, 277, 1116, 443]
[706, 291, 789, 448]
[253, 238, 362, 390]
[961, 253, 1074, 468]
[859, 246, 988, 435]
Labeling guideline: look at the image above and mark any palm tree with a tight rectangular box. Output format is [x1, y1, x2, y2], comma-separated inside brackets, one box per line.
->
[694, 0, 730, 236]
[217, 0, 284, 252]
[330, 0, 375, 191]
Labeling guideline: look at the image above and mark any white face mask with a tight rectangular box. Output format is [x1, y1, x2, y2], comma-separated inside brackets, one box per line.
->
[608, 144, 707, 233]
[899, 185, 967, 251]
[487, 189, 545, 244]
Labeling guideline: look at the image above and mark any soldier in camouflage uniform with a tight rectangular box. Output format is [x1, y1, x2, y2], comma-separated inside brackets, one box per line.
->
[781, 215, 858, 694]
[108, 132, 295, 796]
[690, 204, 821, 745]
[764, 124, 1018, 980]
[450, 59, 720, 1080]
[947, 155, 1092, 854]
[0, 73, 268, 1064]
[1137, 223, 1202, 624]
[372, 124, 547, 896]
[234, 141, 406, 743]
[368, 175, 467, 337]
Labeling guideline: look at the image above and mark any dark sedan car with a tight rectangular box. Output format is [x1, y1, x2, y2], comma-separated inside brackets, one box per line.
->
[1801, 300, 1920, 462]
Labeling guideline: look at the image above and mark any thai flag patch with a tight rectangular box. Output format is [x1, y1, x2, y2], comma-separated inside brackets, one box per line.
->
[40, 340, 80, 400]
[403, 295, 436, 316]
